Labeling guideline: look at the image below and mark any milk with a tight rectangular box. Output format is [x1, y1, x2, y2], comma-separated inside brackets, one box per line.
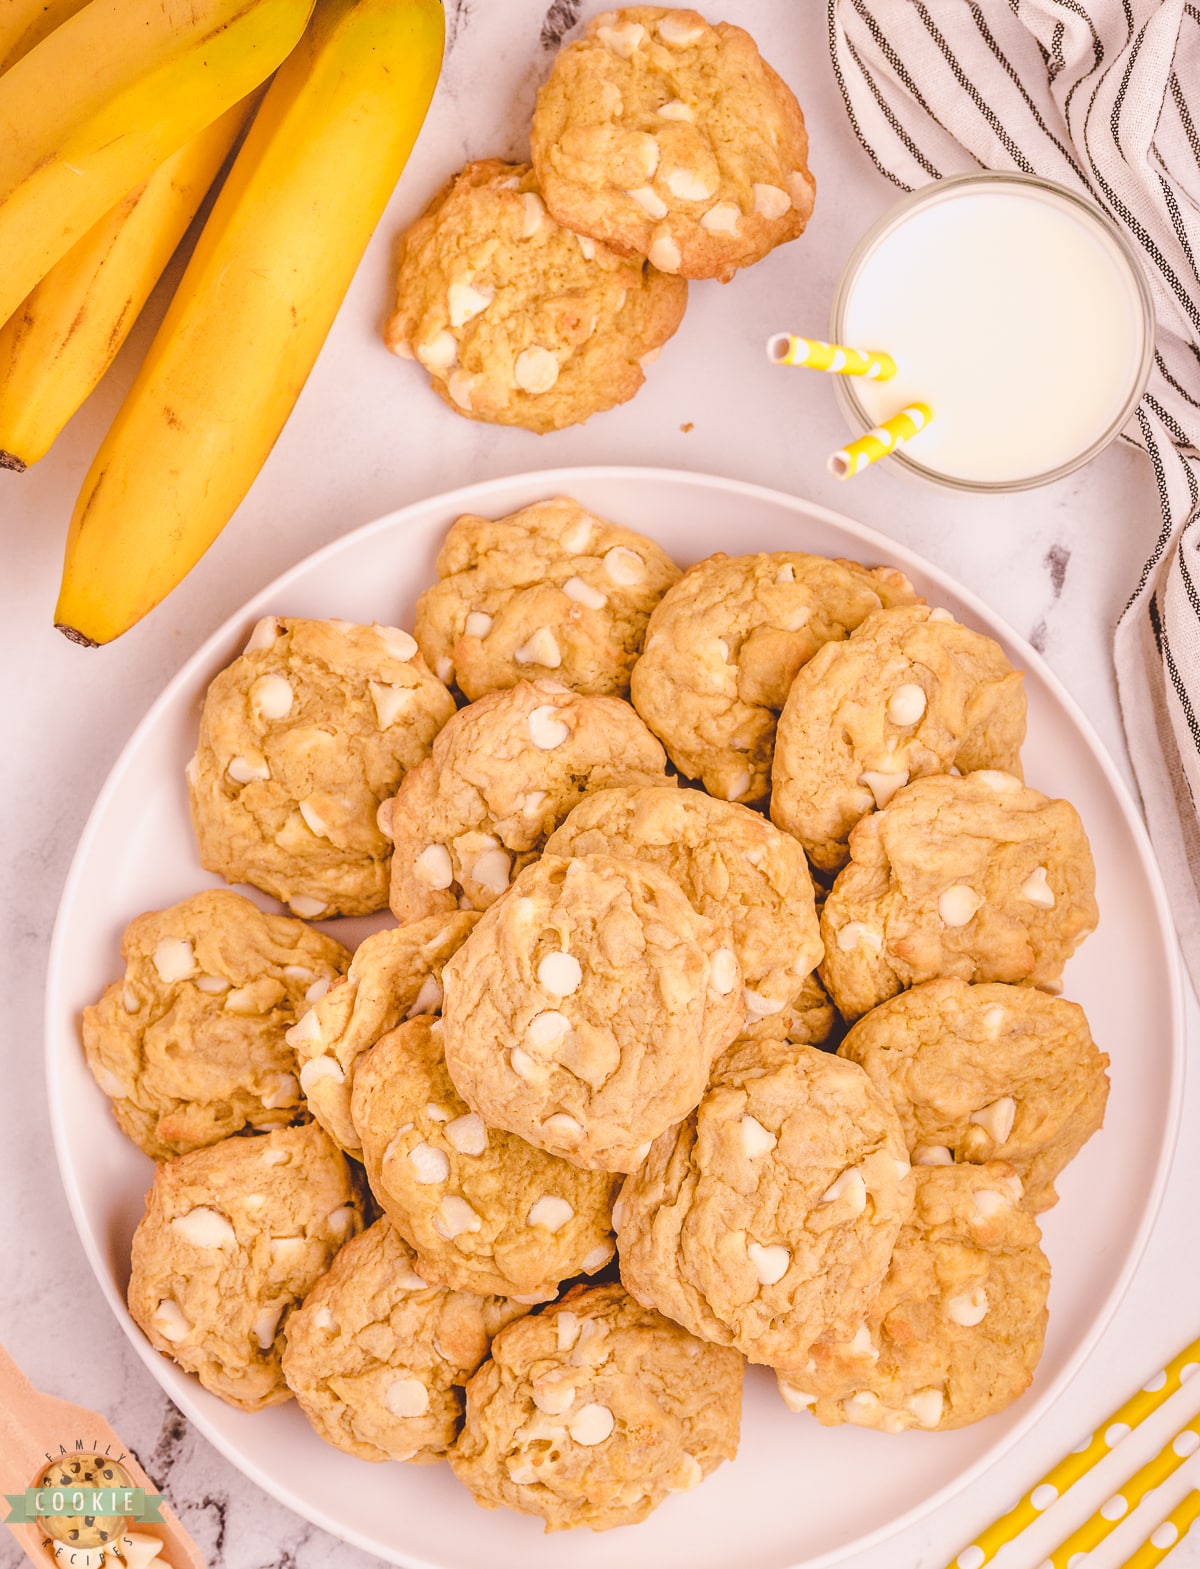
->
[837, 179, 1151, 487]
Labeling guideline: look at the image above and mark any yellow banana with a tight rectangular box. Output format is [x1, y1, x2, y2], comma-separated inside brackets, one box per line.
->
[0, 0, 315, 328]
[0, 0, 89, 74]
[56, 0, 444, 647]
[0, 96, 257, 472]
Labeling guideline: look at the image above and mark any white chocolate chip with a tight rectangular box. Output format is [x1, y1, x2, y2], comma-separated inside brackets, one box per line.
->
[194, 973, 229, 994]
[556, 1311, 581, 1352]
[445, 1113, 488, 1156]
[740, 1115, 777, 1159]
[939, 884, 982, 927]
[657, 98, 695, 122]
[775, 563, 796, 583]
[1005, 1172, 1025, 1201]
[435, 655, 454, 682]
[305, 976, 330, 1004]
[1020, 866, 1056, 908]
[416, 329, 457, 371]
[565, 520, 594, 556]
[568, 1402, 614, 1445]
[538, 951, 582, 996]
[464, 610, 492, 638]
[781, 606, 811, 632]
[298, 798, 331, 838]
[433, 1195, 481, 1239]
[787, 169, 814, 208]
[576, 233, 596, 260]
[656, 12, 706, 44]
[527, 1195, 575, 1232]
[514, 346, 560, 395]
[908, 1388, 944, 1427]
[700, 201, 740, 235]
[447, 370, 475, 411]
[752, 182, 792, 219]
[369, 681, 413, 729]
[376, 798, 394, 838]
[528, 704, 570, 749]
[376, 625, 418, 662]
[260, 1072, 299, 1109]
[521, 790, 547, 816]
[777, 1380, 816, 1412]
[253, 1304, 284, 1349]
[836, 921, 882, 954]
[311, 1305, 338, 1332]
[723, 768, 752, 800]
[915, 1144, 954, 1166]
[821, 1169, 867, 1214]
[261, 1148, 289, 1166]
[394, 1265, 428, 1291]
[409, 1142, 451, 1184]
[983, 1005, 1007, 1035]
[289, 896, 326, 919]
[581, 1244, 612, 1271]
[648, 231, 682, 270]
[709, 947, 737, 995]
[970, 1096, 1016, 1144]
[424, 1103, 451, 1122]
[249, 673, 293, 721]
[844, 1324, 878, 1361]
[666, 166, 716, 201]
[153, 1300, 192, 1343]
[171, 1207, 236, 1248]
[385, 1377, 430, 1418]
[448, 279, 495, 327]
[244, 616, 282, 653]
[532, 1373, 577, 1416]
[415, 844, 454, 889]
[859, 769, 909, 809]
[667, 1453, 703, 1492]
[844, 1391, 883, 1425]
[597, 17, 645, 56]
[269, 1236, 307, 1267]
[527, 1010, 571, 1050]
[543, 1112, 584, 1141]
[470, 846, 512, 894]
[628, 184, 668, 220]
[122, 983, 139, 1013]
[286, 1009, 321, 1049]
[407, 973, 443, 1018]
[509, 1045, 539, 1080]
[563, 576, 607, 609]
[603, 545, 646, 586]
[299, 1055, 344, 1094]
[744, 987, 785, 1020]
[888, 683, 927, 725]
[92, 1064, 127, 1098]
[972, 1189, 1011, 1220]
[639, 347, 660, 368]
[747, 1241, 790, 1285]
[521, 191, 546, 237]
[153, 938, 196, 984]
[283, 964, 313, 982]
[947, 1286, 989, 1327]
[974, 768, 1020, 791]
[514, 626, 562, 666]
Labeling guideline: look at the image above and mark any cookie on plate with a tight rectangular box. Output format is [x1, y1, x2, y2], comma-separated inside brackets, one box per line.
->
[352, 1016, 620, 1299]
[630, 552, 918, 805]
[83, 889, 349, 1160]
[819, 772, 1099, 1021]
[777, 1163, 1048, 1431]
[838, 978, 1109, 1211]
[384, 160, 687, 434]
[442, 853, 744, 1172]
[771, 605, 1027, 873]
[530, 8, 815, 282]
[384, 679, 671, 923]
[414, 497, 681, 699]
[286, 912, 478, 1156]
[189, 616, 454, 919]
[281, 1218, 530, 1463]
[449, 1282, 743, 1531]
[127, 1123, 368, 1411]
[545, 784, 821, 1031]
[617, 1039, 913, 1366]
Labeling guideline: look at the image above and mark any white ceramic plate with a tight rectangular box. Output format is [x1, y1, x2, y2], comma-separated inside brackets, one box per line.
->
[47, 467, 1182, 1569]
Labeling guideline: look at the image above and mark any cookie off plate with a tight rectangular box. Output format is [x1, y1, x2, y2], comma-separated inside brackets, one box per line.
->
[46, 467, 1182, 1569]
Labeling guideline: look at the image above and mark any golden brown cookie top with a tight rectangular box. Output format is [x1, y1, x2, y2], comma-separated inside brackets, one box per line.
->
[531, 8, 815, 281]
[351, 1016, 619, 1299]
[188, 615, 454, 918]
[630, 551, 918, 805]
[384, 159, 687, 433]
[415, 497, 681, 700]
[819, 771, 1098, 1020]
[83, 889, 349, 1160]
[771, 605, 1027, 873]
[449, 1282, 743, 1531]
[441, 852, 745, 1172]
[281, 1218, 529, 1464]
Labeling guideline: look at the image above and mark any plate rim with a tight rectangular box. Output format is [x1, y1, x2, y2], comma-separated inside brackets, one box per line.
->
[45, 463, 1186, 1569]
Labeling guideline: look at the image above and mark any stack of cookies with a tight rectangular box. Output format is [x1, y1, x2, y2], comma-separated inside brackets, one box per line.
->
[384, 6, 817, 431]
[83, 493, 1109, 1532]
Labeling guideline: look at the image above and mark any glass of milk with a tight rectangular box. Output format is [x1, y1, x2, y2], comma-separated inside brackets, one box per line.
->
[830, 173, 1155, 491]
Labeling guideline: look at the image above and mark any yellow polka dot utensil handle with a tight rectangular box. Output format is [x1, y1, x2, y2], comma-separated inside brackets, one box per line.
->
[1119, 1489, 1200, 1569]
[944, 1334, 1200, 1569]
[828, 403, 934, 480]
[766, 334, 897, 380]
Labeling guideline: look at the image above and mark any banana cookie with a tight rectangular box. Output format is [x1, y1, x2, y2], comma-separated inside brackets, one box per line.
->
[617, 1039, 913, 1366]
[838, 978, 1109, 1211]
[819, 772, 1098, 1021]
[282, 1218, 530, 1463]
[771, 606, 1026, 874]
[441, 853, 744, 1172]
[545, 784, 821, 1031]
[189, 616, 454, 918]
[785, 970, 840, 1049]
[777, 1163, 1048, 1431]
[384, 679, 671, 923]
[128, 1123, 368, 1411]
[630, 552, 918, 805]
[414, 497, 680, 700]
[351, 1016, 620, 1299]
[287, 912, 478, 1156]
[530, 8, 815, 282]
[449, 1282, 743, 1531]
[385, 160, 687, 433]
[83, 889, 349, 1160]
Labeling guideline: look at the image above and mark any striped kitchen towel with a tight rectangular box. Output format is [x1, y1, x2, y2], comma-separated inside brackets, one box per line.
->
[829, 0, 1200, 989]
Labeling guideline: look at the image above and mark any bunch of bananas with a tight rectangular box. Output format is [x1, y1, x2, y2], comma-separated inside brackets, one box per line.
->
[0, 0, 444, 644]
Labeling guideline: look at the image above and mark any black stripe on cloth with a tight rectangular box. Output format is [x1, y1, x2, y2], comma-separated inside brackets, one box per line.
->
[849, 0, 958, 142]
[968, 3, 1089, 181]
[1169, 72, 1200, 172]
[912, 3, 1037, 173]
[1145, 390, 1200, 457]
[825, 0, 912, 189]
[1155, 350, 1200, 410]
[843, 25, 946, 181]
[1125, 407, 1181, 612]
[1157, 174, 1200, 286]
[1149, 590, 1200, 755]
[1106, 11, 1146, 155]
[1043, 0, 1106, 123]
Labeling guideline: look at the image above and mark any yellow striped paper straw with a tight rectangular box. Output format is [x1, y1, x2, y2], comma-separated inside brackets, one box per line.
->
[1119, 1490, 1200, 1569]
[828, 403, 933, 480]
[766, 334, 897, 380]
[1042, 1412, 1200, 1567]
[943, 1334, 1200, 1569]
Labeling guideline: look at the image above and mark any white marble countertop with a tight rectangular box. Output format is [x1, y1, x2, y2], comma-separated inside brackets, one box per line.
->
[3, 3, 1199, 1567]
